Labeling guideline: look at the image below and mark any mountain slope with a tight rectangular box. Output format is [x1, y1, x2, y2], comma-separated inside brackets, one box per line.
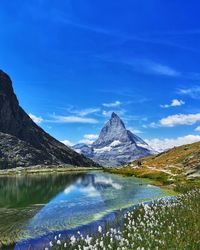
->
[0, 70, 99, 169]
[73, 112, 154, 167]
[117, 141, 200, 178]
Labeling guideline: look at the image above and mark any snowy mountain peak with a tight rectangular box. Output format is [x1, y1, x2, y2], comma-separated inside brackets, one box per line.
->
[109, 112, 126, 130]
[111, 112, 122, 120]
[93, 113, 126, 147]
[73, 113, 153, 167]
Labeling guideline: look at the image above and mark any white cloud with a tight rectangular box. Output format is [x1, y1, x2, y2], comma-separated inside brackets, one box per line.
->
[61, 140, 73, 147]
[84, 134, 99, 140]
[160, 99, 185, 108]
[55, 17, 198, 53]
[99, 56, 180, 77]
[146, 135, 200, 152]
[160, 113, 200, 127]
[178, 86, 200, 99]
[102, 109, 126, 118]
[49, 115, 98, 124]
[147, 122, 160, 128]
[146, 62, 180, 77]
[171, 99, 185, 107]
[70, 108, 100, 117]
[102, 110, 112, 117]
[78, 134, 99, 145]
[195, 126, 200, 132]
[127, 127, 143, 134]
[78, 139, 94, 145]
[103, 101, 122, 107]
[29, 113, 43, 124]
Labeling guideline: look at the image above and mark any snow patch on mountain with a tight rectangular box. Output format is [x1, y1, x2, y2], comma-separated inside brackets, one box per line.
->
[72, 112, 153, 167]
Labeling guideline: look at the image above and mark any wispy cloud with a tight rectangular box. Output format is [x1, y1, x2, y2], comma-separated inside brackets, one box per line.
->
[29, 113, 43, 124]
[98, 56, 180, 77]
[127, 127, 143, 134]
[160, 113, 200, 127]
[56, 17, 199, 53]
[48, 115, 98, 124]
[143, 122, 160, 129]
[102, 109, 126, 118]
[99, 88, 149, 103]
[160, 99, 185, 108]
[69, 108, 100, 117]
[145, 61, 180, 77]
[178, 86, 200, 99]
[195, 126, 200, 132]
[103, 101, 122, 108]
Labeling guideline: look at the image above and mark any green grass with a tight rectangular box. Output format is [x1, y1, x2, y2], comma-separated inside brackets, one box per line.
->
[105, 167, 200, 193]
[49, 189, 200, 250]
[174, 178, 200, 193]
[106, 167, 173, 186]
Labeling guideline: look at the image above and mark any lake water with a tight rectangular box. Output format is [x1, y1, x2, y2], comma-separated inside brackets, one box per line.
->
[0, 171, 171, 249]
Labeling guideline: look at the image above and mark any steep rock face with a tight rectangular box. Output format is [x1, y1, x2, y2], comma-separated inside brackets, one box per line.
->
[0, 70, 99, 168]
[0, 132, 51, 169]
[73, 113, 154, 167]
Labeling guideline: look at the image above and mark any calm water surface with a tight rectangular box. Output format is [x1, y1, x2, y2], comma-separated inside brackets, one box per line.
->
[0, 171, 170, 248]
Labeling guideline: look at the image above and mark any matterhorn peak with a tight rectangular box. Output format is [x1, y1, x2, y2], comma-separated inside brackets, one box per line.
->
[73, 113, 153, 167]
[111, 112, 119, 119]
[92, 113, 126, 148]
[110, 112, 126, 128]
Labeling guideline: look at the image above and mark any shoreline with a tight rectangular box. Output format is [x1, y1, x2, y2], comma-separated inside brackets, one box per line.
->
[0, 165, 102, 176]
[14, 195, 176, 250]
[2, 164, 198, 194]
[104, 167, 200, 193]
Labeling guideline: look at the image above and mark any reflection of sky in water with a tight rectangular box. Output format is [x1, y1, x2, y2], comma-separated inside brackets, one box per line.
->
[25, 172, 164, 238]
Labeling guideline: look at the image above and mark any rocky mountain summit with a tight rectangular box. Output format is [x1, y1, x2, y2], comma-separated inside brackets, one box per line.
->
[73, 112, 154, 167]
[0, 70, 99, 169]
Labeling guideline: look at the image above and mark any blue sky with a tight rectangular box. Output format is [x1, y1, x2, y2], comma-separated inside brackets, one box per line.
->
[1, 0, 200, 151]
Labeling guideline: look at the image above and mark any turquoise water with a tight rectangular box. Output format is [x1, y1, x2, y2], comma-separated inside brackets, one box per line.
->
[0, 171, 170, 247]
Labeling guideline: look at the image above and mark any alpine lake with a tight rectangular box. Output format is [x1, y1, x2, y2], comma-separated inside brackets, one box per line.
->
[0, 170, 174, 249]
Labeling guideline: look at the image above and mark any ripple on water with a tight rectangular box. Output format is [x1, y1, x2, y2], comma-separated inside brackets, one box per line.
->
[0, 172, 171, 247]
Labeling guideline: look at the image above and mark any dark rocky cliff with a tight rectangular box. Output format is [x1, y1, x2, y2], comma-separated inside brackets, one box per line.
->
[0, 70, 99, 169]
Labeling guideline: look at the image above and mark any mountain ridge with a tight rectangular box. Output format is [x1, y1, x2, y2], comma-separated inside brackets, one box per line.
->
[109, 140, 200, 183]
[0, 70, 99, 169]
[73, 112, 154, 167]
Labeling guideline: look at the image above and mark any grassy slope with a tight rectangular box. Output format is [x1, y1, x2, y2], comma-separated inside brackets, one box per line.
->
[107, 141, 200, 192]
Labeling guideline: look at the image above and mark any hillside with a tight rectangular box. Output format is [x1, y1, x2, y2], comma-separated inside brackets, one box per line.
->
[107, 141, 200, 190]
[130, 141, 200, 176]
[0, 70, 99, 169]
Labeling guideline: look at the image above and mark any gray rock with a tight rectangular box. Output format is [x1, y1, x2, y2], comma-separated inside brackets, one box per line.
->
[0, 70, 100, 169]
[73, 112, 154, 167]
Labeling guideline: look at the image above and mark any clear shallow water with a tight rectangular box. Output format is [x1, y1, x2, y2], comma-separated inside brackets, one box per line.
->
[0, 171, 170, 247]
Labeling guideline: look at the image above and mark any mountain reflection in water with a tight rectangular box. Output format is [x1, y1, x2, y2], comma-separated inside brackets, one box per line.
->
[0, 171, 166, 247]
[25, 172, 163, 239]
